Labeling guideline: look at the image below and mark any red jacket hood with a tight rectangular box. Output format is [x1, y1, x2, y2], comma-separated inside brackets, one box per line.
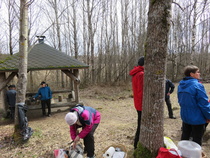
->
[129, 66, 144, 76]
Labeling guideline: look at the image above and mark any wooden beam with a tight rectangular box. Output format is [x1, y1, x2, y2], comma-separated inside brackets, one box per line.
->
[61, 70, 80, 84]
[0, 72, 17, 91]
[27, 101, 84, 110]
[26, 90, 72, 96]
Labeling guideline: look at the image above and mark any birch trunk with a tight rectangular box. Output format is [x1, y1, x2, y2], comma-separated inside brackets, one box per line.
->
[14, 0, 29, 141]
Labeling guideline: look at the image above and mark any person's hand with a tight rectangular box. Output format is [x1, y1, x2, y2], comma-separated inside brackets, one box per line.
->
[73, 136, 80, 149]
[167, 93, 170, 96]
[74, 135, 80, 142]
[73, 141, 77, 149]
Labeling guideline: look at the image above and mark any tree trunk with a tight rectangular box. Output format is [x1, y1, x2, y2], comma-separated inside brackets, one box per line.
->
[190, 0, 198, 65]
[14, 0, 29, 143]
[138, 0, 172, 157]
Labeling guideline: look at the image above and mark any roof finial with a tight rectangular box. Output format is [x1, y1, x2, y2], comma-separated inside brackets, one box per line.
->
[36, 36, 46, 44]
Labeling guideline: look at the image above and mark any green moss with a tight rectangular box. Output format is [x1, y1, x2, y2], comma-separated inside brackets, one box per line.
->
[134, 142, 156, 158]
[0, 56, 13, 64]
[13, 124, 27, 145]
[156, 70, 163, 75]
[32, 129, 43, 138]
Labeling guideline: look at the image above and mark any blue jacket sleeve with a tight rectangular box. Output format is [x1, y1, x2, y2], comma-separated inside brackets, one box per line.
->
[196, 84, 210, 120]
[33, 88, 41, 98]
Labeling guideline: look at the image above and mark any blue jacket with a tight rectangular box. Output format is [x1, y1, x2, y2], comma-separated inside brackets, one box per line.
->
[34, 86, 52, 100]
[178, 77, 210, 125]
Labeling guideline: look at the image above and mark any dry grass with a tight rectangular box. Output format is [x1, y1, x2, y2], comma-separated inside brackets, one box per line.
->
[0, 84, 210, 158]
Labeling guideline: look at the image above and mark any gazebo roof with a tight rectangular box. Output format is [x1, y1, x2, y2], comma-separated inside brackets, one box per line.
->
[0, 43, 89, 72]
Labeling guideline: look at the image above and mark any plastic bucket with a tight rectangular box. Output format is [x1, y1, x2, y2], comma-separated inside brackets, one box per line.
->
[177, 140, 201, 158]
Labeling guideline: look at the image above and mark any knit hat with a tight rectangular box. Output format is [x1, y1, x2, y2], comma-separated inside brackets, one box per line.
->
[138, 56, 144, 66]
[8, 85, 16, 88]
[65, 112, 78, 125]
[40, 81, 46, 85]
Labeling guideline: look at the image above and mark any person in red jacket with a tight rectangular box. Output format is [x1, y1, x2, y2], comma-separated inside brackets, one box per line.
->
[129, 56, 144, 149]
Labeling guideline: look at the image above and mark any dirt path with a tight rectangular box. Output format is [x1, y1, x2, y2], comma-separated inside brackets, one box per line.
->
[0, 85, 209, 158]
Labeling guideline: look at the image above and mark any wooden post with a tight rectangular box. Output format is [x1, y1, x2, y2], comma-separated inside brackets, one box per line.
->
[0, 72, 7, 112]
[73, 69, 79, 103]
[61, 69, 80, 103]
[58, 96, 62, 102]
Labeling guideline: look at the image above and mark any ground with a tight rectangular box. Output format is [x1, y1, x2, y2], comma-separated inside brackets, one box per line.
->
[0, 84, 210, 158]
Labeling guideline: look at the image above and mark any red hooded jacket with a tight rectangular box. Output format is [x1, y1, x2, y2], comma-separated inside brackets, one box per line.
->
[129, 66, 144, 111]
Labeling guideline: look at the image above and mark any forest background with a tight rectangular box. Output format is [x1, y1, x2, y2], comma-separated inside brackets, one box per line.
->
[0, 0, 209, 89]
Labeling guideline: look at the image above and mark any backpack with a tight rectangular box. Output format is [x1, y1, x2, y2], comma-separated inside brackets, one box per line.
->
[18, 103, 33, 141]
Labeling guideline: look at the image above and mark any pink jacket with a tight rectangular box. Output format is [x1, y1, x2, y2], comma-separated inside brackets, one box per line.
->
[69, 105, 101, 139]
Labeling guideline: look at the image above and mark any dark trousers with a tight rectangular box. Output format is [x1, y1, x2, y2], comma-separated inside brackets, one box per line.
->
[10, 106, 15, 119]
[165, 97, 174, 117]
[41, 99, 51, 115]
[134, 110, 142, 149]
[181, 122, 206, 146]
[83, 124, 99, 157]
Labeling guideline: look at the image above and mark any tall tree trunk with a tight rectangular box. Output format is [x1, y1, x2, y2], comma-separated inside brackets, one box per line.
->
[72, 0, 78, 59]
[82, 0, 88, 85]
[87, 0, 95, 84]
[14, 0, 29, 142]
[138, 0, 172, 157]
[190, 0, 198, 65]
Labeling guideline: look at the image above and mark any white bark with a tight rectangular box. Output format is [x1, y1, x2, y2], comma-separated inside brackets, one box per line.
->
[15, 0, 29, 126]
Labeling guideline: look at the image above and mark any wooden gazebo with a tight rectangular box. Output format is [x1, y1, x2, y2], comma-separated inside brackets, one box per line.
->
[0, 40, 89, 111]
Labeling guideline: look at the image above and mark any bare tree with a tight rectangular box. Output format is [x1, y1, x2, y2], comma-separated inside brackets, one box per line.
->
[136, 0, 172, 157]
[4, 0, 19, 55]
[87, 0, 95, 84]
[14, 0, 31, 142]
[190, 0, 198, 64]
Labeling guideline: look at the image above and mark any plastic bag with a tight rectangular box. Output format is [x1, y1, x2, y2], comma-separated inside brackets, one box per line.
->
[69, 144, 84, 158]
[54, 149, 68, 158]
[156, 147, 182, 158]
[164, 136, 178, 150]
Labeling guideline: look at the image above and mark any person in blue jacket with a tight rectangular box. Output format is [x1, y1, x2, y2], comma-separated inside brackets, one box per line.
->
[33, 81, 52, 117]
[178, 65, 210, 145]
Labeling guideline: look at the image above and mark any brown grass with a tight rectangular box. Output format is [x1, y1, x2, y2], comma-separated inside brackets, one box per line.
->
[0, 84, 210, 158]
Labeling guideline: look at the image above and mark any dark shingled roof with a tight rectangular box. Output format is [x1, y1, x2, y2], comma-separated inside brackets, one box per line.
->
[0, 43, 89, 72]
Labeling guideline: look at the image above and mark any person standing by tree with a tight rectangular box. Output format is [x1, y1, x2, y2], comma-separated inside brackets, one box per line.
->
[33, 81, 52, 117]
[178, 65, 210, 146]
[6, 85, 17, 119]
[129, 56, 144, 149]
[165, 79, 176, 119]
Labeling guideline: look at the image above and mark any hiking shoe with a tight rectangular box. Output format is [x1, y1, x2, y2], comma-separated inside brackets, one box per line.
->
[86, 155, 96, 158]
[169, 116, 176, 119]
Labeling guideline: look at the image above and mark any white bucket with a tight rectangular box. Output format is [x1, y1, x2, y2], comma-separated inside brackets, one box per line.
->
[177, 140, 202, 158]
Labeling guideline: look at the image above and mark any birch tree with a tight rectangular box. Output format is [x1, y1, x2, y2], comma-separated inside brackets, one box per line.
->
[14, 0, 31, 142]
[136, 0, 173, 157]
